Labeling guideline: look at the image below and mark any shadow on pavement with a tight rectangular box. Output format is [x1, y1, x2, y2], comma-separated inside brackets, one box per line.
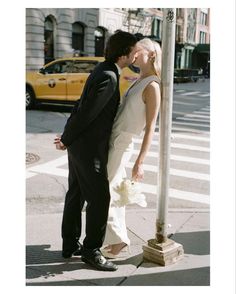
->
[26, 244, 142, 281]
[26, 230, 210, 285]
[171, 230, 210, 255]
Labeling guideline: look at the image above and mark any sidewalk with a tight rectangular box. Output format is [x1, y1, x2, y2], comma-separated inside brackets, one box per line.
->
[26, 208, 210, 286]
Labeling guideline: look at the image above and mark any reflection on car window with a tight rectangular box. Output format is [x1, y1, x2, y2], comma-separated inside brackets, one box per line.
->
[128, 64, 140, 74]
[71, 61, 98, 73]
[44, 61, 72, 74]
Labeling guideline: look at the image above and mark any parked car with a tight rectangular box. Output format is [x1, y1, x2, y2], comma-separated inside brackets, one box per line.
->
[174, 68, 205, 83]
[26, 57, 139, 109]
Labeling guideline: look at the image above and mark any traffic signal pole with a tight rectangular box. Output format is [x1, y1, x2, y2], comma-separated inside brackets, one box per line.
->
[143, 8, 184, 266]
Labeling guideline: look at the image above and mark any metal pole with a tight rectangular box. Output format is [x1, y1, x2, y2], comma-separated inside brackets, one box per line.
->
[156, 8, 176, 243]
[143, 9, 183, 265]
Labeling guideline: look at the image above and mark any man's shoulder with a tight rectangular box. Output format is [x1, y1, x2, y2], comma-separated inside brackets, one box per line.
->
[95, 60, 117, 72]
[91, 61, 118, 81]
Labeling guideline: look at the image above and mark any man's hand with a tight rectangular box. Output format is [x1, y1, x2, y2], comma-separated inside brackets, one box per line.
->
[54, 136, 67, 150]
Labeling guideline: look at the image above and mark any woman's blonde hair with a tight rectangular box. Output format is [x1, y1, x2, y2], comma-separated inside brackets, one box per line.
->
[137, 38, 162, 80]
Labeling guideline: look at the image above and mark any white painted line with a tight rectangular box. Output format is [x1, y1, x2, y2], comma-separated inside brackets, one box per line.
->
[131, 150, 209, 164]
[139, 183, 209, 204]
[171, 133, 210, 142]
[27, 155, 68, 179]
[30, 166, 68, 178]
[198, 93, 210, 97]
[185, 113, 210, 119]
[176, 95, 209, 100]
[174, 90, 186, 93]
[176, 117, 210, 123]
[26, 170, 38, 179]
[126, 162, 209, 181]
[170, 188, 210, 204]
[132, 139, 210, 152]
[171, 142, 209, 152]
[173, 121, 210, 128]
[193, 111, 210, 115]
[173, 101, 200, 106]
[180, 91, 201, 96]
[173, 111, 191, 116]
[171, 126, 210, 134]
[170, 155, 209, 165]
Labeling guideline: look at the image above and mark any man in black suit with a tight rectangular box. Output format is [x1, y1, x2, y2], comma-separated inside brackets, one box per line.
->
[54, 31, 138, 271]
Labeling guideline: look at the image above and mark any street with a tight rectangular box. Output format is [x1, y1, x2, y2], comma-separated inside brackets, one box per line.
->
[26, 79, 210, 214]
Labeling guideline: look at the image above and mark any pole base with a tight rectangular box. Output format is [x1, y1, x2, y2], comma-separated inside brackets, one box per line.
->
[143, 238, 184, 266]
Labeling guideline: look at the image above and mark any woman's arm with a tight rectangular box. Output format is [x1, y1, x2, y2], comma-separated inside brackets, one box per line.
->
[132, 81, 161, 180]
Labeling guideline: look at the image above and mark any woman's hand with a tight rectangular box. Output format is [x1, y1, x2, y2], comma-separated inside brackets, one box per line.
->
[132, 161, 144, 181]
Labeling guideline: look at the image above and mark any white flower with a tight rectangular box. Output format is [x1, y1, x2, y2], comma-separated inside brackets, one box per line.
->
[113, 179, 147, 207]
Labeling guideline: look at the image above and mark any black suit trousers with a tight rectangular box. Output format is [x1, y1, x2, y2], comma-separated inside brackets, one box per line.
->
[61, 136, 111, 250]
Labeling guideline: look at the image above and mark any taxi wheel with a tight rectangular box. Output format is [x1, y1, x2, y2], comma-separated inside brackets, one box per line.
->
[26, 87, 35, 109]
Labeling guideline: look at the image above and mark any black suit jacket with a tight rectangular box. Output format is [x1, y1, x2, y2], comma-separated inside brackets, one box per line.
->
[61, 61, 120, 147]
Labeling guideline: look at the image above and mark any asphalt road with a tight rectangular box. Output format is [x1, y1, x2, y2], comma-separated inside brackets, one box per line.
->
[26, 79, 210, 215]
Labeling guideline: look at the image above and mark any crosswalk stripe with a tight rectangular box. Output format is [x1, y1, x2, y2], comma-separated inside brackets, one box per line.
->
[170, 133, 210, 142]
[132, 150, 209, 164]
[171, 126, 210, 134]
[193, 111, 210, 115]
[174, 90, 185, 93]
[173, 121, 210, 128]
[126, 162, 209, 181]
[175, 96, 209, 101]
[180, 91, 201, 96]
[139, 183, 209, 204]
[173, 101, 200, 106]
[26, 170, 38, 179]
[198, 93, 210, 97]
[132, 139, 210, 152]
[175, 117, 210, 123]
[184, 113, 210, 119]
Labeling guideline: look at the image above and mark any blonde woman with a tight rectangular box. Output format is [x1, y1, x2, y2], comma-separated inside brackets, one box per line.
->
[102, 38, 162, 258]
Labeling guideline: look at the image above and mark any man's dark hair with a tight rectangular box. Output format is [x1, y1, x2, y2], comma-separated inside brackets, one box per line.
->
[104, 30, 137, 63]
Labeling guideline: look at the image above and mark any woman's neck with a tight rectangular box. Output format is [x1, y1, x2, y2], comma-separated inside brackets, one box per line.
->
[139, 69, 156, 79]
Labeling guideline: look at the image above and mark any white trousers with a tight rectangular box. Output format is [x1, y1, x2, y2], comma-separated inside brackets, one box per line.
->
[103, 132, 133, 246]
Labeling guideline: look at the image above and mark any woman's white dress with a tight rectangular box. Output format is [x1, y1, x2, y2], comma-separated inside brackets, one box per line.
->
[103, 75, 160, 246]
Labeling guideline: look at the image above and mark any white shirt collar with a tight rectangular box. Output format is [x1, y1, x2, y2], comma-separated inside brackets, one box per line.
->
[115, 63, 122, 75]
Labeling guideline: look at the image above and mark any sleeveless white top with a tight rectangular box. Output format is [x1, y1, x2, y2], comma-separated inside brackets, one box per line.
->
[112, 75, 160, 136]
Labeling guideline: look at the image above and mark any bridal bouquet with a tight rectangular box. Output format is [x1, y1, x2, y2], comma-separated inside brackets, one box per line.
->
[113, 178, 147, 207]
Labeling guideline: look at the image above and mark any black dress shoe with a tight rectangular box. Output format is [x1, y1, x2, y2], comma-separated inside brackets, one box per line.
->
[81, 248, 118, 271]
[62, 239, 83, 258]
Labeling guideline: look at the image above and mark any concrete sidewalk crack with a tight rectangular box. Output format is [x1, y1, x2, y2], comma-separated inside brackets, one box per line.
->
[175, 212, 196, 234]
[116, 257, 144, 285]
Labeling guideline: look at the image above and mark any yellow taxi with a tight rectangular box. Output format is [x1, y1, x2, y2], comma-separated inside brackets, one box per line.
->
[26, 56, 140, 109]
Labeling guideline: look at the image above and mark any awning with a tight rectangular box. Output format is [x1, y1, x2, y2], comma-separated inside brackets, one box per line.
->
[194, 44, 210, 53]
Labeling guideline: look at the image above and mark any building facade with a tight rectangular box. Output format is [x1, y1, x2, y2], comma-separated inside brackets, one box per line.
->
[26, 8, 210, 73]
[26, 8, 99, 70]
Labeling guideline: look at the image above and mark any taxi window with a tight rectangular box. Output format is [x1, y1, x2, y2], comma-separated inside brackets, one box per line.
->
[128, 64, 140, 74]
[44, 60, 72, 74]
[71, 61, 98, 73]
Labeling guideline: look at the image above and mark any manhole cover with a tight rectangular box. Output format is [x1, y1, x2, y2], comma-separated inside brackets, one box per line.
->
[26, 153, 40, 165]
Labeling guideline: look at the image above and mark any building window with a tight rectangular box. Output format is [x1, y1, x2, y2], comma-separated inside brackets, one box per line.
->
[176, 8, 183, 17]
[176, 25, 181, 42]
[151, 18, 161, 40]
[200, 12, 207, 25]
[72, 22, 84, 54]
[199, 31, 206, 43]
[44, 16, 54, 64]
[95, 27, 106, 56]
